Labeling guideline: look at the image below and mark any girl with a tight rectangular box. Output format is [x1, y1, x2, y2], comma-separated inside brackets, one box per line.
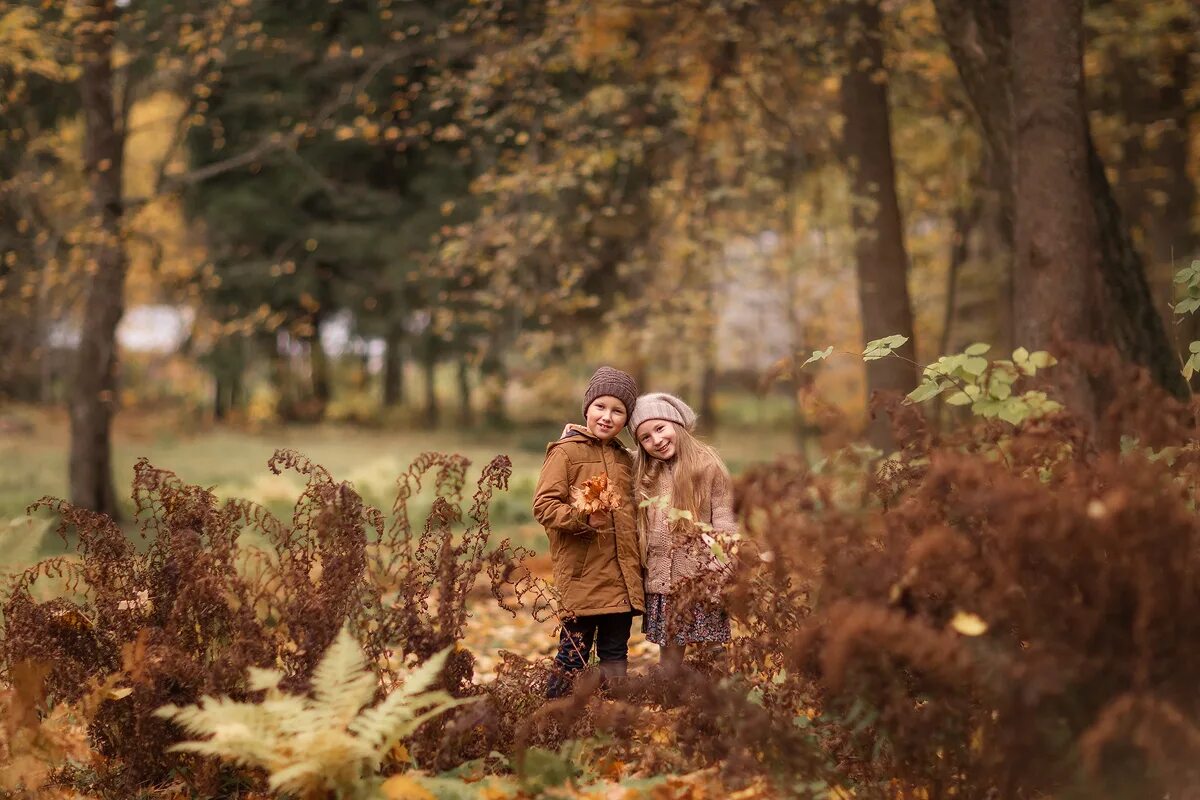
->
[630, 392, 734, 671]
[533, 367, 645, 697]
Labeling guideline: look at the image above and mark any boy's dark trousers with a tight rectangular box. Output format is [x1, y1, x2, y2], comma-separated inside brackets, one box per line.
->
[546, 611, 633, 698]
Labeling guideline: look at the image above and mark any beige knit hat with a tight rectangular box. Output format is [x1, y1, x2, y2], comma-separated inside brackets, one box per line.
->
[581, 366, 639, 419]
[629, 392, 697, 436]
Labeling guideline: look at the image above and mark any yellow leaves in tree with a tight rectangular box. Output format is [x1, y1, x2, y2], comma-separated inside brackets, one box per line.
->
[570, 5, 634, 69]
[0, 6, 79, 82]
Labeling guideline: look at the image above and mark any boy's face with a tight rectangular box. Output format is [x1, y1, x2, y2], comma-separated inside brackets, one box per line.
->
[585, 395, 627, 441]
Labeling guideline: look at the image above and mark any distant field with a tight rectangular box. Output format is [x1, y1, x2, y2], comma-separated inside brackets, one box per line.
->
[0, 406, 801, 569]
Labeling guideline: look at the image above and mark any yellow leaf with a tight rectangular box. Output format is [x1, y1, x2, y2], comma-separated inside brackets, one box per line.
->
[949, 611, 988, 637]
[106, 686, 134, 700]
[381, 775, 436, 800]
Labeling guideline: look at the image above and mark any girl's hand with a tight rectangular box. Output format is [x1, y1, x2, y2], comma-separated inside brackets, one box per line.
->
[587, 510, 608, 529]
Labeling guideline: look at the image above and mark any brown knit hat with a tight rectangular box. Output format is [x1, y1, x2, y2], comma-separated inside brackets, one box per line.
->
[629, 392, 697, 436]
[581, 366, 639, 419]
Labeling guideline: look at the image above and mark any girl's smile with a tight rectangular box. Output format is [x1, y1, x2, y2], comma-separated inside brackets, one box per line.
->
[636, 420, 677, 460]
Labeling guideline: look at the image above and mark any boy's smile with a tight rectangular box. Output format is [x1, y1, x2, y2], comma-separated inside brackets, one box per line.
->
[586, 395, 627, 441]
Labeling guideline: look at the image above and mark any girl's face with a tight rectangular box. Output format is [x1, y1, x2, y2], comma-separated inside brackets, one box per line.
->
[636, 419, 678, 461]
[586, 395, 627, 441]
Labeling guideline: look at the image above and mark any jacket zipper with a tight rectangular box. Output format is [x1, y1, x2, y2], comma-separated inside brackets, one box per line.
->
[600, 444, 631, 609]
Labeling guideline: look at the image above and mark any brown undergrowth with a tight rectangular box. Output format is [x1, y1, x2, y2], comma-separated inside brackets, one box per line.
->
[725, 356, 1200, 799]
[6, 356, 1200, 798]
[0, 449, 545, 796]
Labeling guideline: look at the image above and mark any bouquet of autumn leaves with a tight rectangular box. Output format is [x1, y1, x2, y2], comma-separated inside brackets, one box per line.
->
[570, 473, 623, 516]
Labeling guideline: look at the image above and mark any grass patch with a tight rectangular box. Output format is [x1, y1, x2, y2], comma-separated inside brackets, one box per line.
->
[0, 408, 799, 569]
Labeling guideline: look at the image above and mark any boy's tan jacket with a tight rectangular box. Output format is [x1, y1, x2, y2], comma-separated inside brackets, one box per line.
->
[533, 424, 645, 617]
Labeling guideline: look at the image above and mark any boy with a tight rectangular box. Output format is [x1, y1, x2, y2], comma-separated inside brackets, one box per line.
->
[533, 366, 645, 697]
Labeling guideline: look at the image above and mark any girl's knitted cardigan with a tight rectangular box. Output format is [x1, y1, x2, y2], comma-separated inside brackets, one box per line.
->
[642, 462, 737, 596]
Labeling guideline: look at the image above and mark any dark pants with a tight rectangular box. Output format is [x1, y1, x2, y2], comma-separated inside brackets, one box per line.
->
[546, 612, 633, 698]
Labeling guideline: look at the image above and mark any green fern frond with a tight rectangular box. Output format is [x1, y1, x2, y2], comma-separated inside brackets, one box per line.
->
[349, 646, 476, 766]
[247, 666, 284, 692]
[157, 627, 476, 799]
[309, 626, 379, 725]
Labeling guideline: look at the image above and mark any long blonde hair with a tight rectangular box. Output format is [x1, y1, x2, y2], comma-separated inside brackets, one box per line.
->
[634, 422, 729, 544]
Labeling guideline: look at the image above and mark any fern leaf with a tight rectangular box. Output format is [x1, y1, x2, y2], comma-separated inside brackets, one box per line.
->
[397, 646, 453, 699]
[347, 647, 449, 746]
[310, 625, 378, 726]
[266, 761, 323, 794]
[247, 666, 284, 692]
[157, 630, 472, 798]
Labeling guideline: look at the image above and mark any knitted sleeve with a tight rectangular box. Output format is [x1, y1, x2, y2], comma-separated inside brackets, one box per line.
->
[707, 467, 738, 535]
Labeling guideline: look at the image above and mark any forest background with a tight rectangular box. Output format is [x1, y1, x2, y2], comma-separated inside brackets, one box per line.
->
[2, 1, 1200, 798]
[1, 0, 1197, 531]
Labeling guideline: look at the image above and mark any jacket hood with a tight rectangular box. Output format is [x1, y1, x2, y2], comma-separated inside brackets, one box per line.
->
[546, 423, 627, 454]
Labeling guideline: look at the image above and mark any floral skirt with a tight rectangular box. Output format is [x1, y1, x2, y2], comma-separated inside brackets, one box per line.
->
[642, 592, 731, 646]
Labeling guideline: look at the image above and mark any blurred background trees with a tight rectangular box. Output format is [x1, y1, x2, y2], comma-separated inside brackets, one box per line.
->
[0, 0, 1197, 511]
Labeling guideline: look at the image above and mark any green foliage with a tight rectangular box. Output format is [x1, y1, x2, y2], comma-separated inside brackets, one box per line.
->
[156, 626, 475, 799]
[1172, 259, 1200, 316]
[803, 336, 1064, 426]
[862, 335, 910, 361]
[1174, 261, 1200, 381]
[905, 343, 1063, 424]
[801, 346, 834, 367]
[517, 745, 580, 795]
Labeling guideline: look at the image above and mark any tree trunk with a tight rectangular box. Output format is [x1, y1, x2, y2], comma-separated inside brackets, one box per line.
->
[456, 357, 473, 428]
[1086, 137, 1186, 393]
[696, 264, 719, 432]
[479, 342, 509, 427]
[697, 361, 717, 433]
[213, 374, 228, 421]
[938, 199, 982, 356]
[308, 317, 330, 410]
[230, 343, 246, 411]
[934, 0, 1186, 398]
[382, 320, 406, 408]
[69, 0, 125, 518]
[422, 334, 439, 428]
[837, 0, 919, 451]
[1109, 21, 1196, 341]
[1010, 0, 1097, 418]
[1149, 41, 1197, 349]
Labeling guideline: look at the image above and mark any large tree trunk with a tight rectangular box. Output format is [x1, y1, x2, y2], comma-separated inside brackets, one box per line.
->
[1010, 0, 1096, 418]
[307, 317, 330, 411]
[933, 0, 1186, 398]
[69, 0, 126, 518]
[382, 319, 406, 408]
[421, 334, 439, 428]
[479, 341, 509, 427]
[696, 271, 719, 432]
[456, 357, 473, 427]
[837, 0, 919, 451]
[1109, 18, 1196, 340]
